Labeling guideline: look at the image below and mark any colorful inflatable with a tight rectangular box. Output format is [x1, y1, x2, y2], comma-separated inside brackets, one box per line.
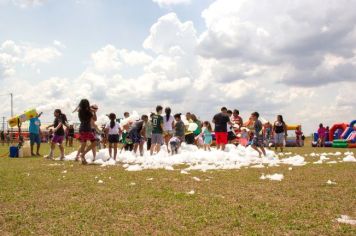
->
[323, 120, 356, 148]
[8, 109, 38, 127]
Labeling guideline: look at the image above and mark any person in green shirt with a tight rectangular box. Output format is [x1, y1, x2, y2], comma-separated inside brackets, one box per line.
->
[150, 105, 164, 155]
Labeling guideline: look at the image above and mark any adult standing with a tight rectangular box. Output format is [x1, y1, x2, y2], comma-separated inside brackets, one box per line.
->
[184, 112, 195, 145]
[317, 123, 327, 147]
[150, 105, 164, 155]
[163, 107, 174, 153]
[212, 107, 231, 151]
[29, 112, 42, 156]
[273, 115, 288, 152]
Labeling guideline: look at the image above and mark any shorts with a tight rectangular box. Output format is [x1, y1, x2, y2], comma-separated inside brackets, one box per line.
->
[151, 133, 163, 145]
[129, 132, 142, 144]
[252, 136, 264, 147]
[274, 133, 285, 145]
[228, 131, 236, 141]
[52, 135, 64, 144]
[108, 134, 120, 144]
[79, 132, 96, 142]
[30, 133, 41, 145]
[163, 130, 174, 137]
[215, 132, 228, 145]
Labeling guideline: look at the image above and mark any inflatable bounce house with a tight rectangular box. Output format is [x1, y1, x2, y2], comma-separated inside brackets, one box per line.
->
[313, 120, 356, 148]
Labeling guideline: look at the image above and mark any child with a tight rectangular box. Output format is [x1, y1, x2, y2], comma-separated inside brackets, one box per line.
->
[163, 107, 174, 153]
[295, 126, 303, 147]
[76, 99, 97, 165]
[145, 113, 154, 151]
[169, 136, 181, 155]
[239, 127, 249, 147]
[121, 128, 133, 152]
[201, 121, 213, 151]
[128, 115, 149, 156]
[45, 109, 68, 160]
[174, 113, 185, 142]
[250, 112, 266, 158]
[105, 113, 121, 161]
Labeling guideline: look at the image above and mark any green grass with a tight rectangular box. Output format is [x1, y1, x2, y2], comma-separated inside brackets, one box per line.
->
[0, 140, 355, 235]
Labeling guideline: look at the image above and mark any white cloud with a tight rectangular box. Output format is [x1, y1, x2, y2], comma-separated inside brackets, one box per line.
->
[143, 13, 197, 54]
[91, 45, 121, 72]
[152, 0, 190, 8]
[0, 40, 62, 78]
[12, 0, 46, 8]
[118, 49, 152, 66]
[1, 1, 356, 134]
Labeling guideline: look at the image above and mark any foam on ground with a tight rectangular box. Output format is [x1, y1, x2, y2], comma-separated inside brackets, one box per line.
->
[63, 144, 318, 172]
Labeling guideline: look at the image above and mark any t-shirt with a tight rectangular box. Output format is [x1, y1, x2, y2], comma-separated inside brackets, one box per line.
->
[169, 136, 180, 144]
[193, 120, 202, 135]
[79, 110, 93, 132]
[152, 114, 163, 134]
[129, 120, 144, 134]
[254, 120, 263, 138]
[318, 127, 326, 138]
[145, 121, 153, 138]
[29, 117, 41, 134]
[274, 121, 285, 134]
[54, 117, 65, 136]
[163, 115, 174, 131]
[105, 122, 120, 135]
[232, 115, 243, 127]
[175, 121, 185, 137]
[213, 113, 230, 132]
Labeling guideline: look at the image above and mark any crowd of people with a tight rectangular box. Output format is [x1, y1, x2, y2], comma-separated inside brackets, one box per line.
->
[4, 99, 306, 163]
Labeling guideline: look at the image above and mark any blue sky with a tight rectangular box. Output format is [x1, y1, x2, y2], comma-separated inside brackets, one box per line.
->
[0, 0, 212, 79]
[0, 0, 355, 132]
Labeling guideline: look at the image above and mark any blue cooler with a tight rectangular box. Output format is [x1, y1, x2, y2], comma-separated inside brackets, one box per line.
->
[9, 146, 19, 158]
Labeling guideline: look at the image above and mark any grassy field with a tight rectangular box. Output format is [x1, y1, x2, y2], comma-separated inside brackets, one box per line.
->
[0, 140, 355, 235]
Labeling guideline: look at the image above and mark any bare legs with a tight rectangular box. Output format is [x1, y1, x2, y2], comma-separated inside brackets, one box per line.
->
[252, 145, 266, 158]
[109, 143, 118, 161]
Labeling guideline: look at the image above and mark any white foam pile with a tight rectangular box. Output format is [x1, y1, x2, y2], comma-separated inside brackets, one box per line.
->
[336, 215, 356, 225]
[343, 152, 356, 162]
[260, 173, 284, 181]
[63, 144, 312, 172]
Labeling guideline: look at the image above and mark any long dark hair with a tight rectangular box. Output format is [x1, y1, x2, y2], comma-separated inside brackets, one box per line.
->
[277, 115, 285, 124]
[204, 121, 212, 132]
[55, 109, 68, 125]
[165, 107, 171, 122]
[78, 99, 91, 121]
[109, 113, 116, 129]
